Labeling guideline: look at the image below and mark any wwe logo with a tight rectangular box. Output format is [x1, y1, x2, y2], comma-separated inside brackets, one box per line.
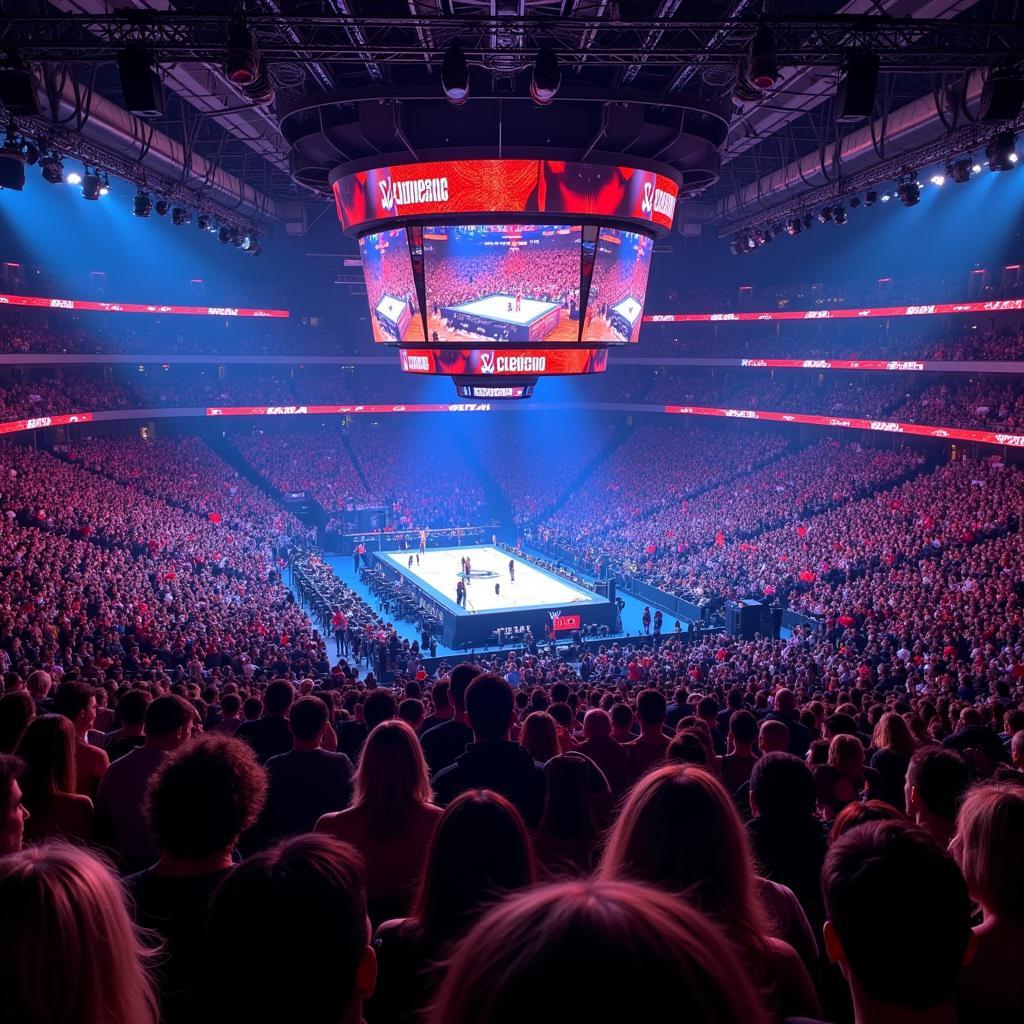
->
[548, 610, 562, 622]
[379, 178, 395, 211]
[480, 351, 496, 375]
[641, 181, 654, 214]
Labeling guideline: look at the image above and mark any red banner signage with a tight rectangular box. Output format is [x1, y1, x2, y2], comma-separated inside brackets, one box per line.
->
[739, 359, 925, 371]
[205, 404, 492, 416]
[398, 348, 609, 376]
[332, 159, 679, 233]
[0, 292, 289, 318]
[646, 299, 1024, 323]
[0, 411, 94, 435]
[552, 613, 581, 632]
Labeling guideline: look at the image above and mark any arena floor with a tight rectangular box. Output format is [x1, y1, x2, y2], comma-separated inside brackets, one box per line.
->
[379, 544, 594, 613]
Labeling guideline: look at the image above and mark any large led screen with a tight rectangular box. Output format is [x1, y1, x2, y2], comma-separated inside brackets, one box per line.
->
[422, 224, 582, 344]
[358, 228, 425, 343]
[581, 228, 654, 343]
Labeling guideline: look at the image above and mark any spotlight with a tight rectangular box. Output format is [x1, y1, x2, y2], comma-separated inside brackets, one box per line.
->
[133, 190, 152, 217]
[81, 171, 102, 201]
[929, 174, 945, 187]
[0, 132, 26, 191]
[530, 45, 560, 105]
[40, 152, 63, 184]
[730, 238, 746, 255]
[197, 214, 211, 231]
[946, 159, 973, 184]
[225, 16, 258, 86]
[243, 236, 262, 257]
[155, 199, 169, 216]
[896, 173, 921, 207]
[65, 169, 82, 186]
[748, 20, 779, 90]
[98, 174, 110, 196]
[864, 190, 878, 206]
[880, 192, 891, 202]
[971, 162, 982, 174]
[171, 206, 191, 226]
[986, 131, 1017, 171]
[441, 41, 470, 105]
[218, 225, 236, 245]
[785, 218, 801, 236]
[818, 206, 833, 224]
[22, 140, 39, 166]
[802, 213, 813, 230]
[849, 195, 861, 208]
[832, 205, 847, 225]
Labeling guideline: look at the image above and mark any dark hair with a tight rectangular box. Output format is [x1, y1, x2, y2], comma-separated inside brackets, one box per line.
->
[144, 695, 194, 739]
[668, 730, 711, 767]
[729, 709, 758, 745]
[363, 690, 397, 732]
[449, 664, 481, 710]
[0, 753, 24, 805]
[16, 715, 76, 802]
[398, 698, 424, 727]
[823, 821, 972, 1008]
[830, 800, 905, 843]
[204, 835, 369, 1024]
[635, 689, 667, 727]
[242, 696, 262, 720]
[465, 674, 514, 742]
[263, 680, 295, 716]
[221, 694, 241, 716]
[144, 735, 266, 859]
[0, 692, 35, 754]
[412, 790, 534, 949]
[116, 690, 151, 729]
[51, 680, 95, 723]
[750, 752, 816, 819]
[289, 696, 329, 742]
[907, 747, 969, 822]
[610, 703, 633, 729]
[697, 696, 719, 719]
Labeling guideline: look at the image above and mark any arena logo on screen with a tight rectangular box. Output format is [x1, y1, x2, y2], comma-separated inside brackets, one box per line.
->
[26, 417, 52, 430]
[641, 182, 676, 221]
[886, 361, 924, 371]
[724, 409, 757, 419]
[49, 298, 74, 309]
[379, 175, 449, 211]
[266, 406, 309, 415]
[995, 433, 1024, 447]
[870, 421, 903, 433]
[403, 353, 432, 372]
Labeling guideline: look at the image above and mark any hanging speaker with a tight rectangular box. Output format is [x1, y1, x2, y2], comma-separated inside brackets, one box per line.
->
[979, 67, 1024, 123]
[117, 45, 164, 117]
[836, 53, 879, 123]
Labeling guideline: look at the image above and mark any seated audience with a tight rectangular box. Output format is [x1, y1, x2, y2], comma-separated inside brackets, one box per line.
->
[419, 664, 477, 775]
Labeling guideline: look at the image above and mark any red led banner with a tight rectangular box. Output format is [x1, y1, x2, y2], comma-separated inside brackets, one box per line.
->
[0, 411, 94, 435]
[645, 299, 1024, 323]
[332, 159, 679, 234]
[740, 359, 925, 370]
[0, 293, 289, 318]
[663, 405, 1024, 449]
[205, 404, 492, 416]
[398, 348, 609, 376]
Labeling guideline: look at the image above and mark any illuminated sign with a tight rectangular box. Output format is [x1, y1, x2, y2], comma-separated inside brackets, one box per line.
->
[646, 299, 1024, 323]
[0, 292, 288, 317]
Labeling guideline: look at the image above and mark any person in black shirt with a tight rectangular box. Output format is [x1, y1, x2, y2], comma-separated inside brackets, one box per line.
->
[420, 663, 478, 776]
[235, 679, 295, 765]
[265, 696, 353, 839]
[338, 689, 396, 763]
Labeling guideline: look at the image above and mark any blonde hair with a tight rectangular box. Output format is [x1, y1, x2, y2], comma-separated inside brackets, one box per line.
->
[520, 711, 559, 763]
[354, 719, 432, 838]
[828, 734, 865, 777]
[0, 842, 159, 1024]
[952, 783, 1024, 922]
[599, 765, 768, 953]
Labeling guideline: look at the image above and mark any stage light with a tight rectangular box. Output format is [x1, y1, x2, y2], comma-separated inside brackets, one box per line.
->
[155, 199, 169, 216]
[22, 140, 39, 166]
[0, 131, 27, 191]
[880, 192, 891, 202]
[530, 45, 560, 105]
[986, 131, 1017, 171]
[441, 41, 470, 105]
[818, 206, 833, 224]
[65, 169, 82, 186]
[802, 213, 813, 230]
[849, 195, 861, 208]
[971, 162, 982, 174]
[929, 174, 945, 187]
[730, 238, 746, 255]
[171, 206, 191, 226]
[748, 20, 779, 90]
[197, 213, 211, 231]
[225, 16, 258, 86]
[98, 174, 110, 196]
[864, 190, 878, 206]
[946, 159, 973, 184]
[218, 225, 236, 245]
[785, 218, 801, 236]
[133, 190, 152, 217]
[832, 205, 847, 225]
[39, 152, 63, 184]
[896, 174, 921, 207]
[81, 171, 102, 201]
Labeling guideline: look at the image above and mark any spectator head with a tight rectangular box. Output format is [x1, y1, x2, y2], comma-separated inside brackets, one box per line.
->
[750, 752, 816, 821]
[697, 696, 719, 724]
[635, 689, 667, 729]
[289, 696, 330, 744]
[263, 679, 295, 717]
[774, 688, 797, 715]
[830, 800, 905, 844]
[116, 689, 152, 730]
[465, 674, 515, 742]
[668, 730, 712, 767]
[758, 719, 790, 754]
[828, 734, 865, 777]
[205, 835, 374, 1024]
[144, 734, 266, 861]
[0, 691, 34, 754]
[872, 711, 917, 757]
[362, 690, 397, 732]
[431, 680, 451, 711]
[143, 694, 195, 746]
[582, 708, 612, 740]
[413, 790, 534, 948]
[0, 754, 27, 855]
[539, 753, 607, 842]
[398, 698, 425, 731]
[0, 844, 159, 1024]
[26, 670, 53, 702]
[905, 747, 970, 830]
[449, 663, 481, 712]
[242, 696, 262, 721]
[220, 693, 241, 718]
[823, 821, 973, 1013]
[951, 782, 1024, 922]
[728, 709, 758, 747]
[52, 680, 96, 733]
[1012, 730, 1024, 771]
[16, 714, 76, 802]
[520, 712, 559, 764]
[428, 879, 770, 1024]
[610, 703, 633, 732]
[353, 720, 431, 839]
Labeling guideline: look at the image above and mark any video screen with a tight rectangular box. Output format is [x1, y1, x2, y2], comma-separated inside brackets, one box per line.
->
[422, 224, 582, 344]
[359, 228, 425, 343]
[581, 228, 654, 343]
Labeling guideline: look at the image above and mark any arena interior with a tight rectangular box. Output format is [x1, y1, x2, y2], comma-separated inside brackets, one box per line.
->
[1, 5, 1024, 1024]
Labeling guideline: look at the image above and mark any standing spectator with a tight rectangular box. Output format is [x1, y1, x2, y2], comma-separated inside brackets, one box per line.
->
[519, 711, 559, 764]
[339, 689, 397, 763]
[265, 695, 353, 840]
[128, 734, 267, 1024]
[722, 709, 760, 794]
[95, 695, 195, 873]
[420, 663, 477, 775]
[533, 753, 610, 877]
[904, 747, 970, 849]
[16, 714, 94, 843]
[235, 679, 295, 764]
[624, 689, 670, 784]
[211, 693, 243, 735]
[52, 679, 109, 798]
[870, 711, 917, 811]
[102, 689, 151, 761]
[433, 674, 546, 827]
[765, 689, 812, 759]
[577, 708, 629, 794]
[0, 844, 160, 1024]
[0, 690, 34, 754]
[0, 754, 28, 854]
[317, 720, 441, 924]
